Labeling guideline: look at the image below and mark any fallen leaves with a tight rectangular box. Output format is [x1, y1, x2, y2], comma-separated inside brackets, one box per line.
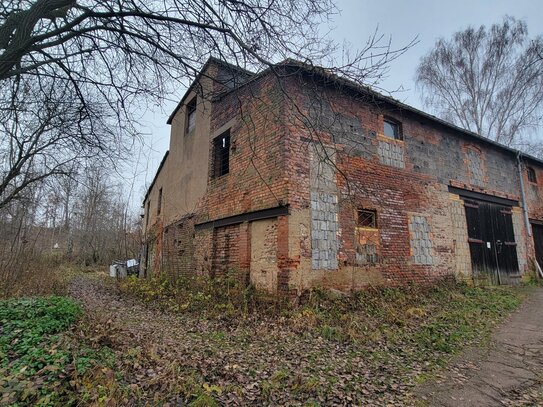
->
[64, 275, 527, 406]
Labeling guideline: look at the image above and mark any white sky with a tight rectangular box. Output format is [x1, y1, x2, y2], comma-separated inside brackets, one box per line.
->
[131, 0, 543, 210]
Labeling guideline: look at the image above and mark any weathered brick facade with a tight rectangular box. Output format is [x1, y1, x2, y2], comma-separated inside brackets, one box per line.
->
[142, 58, 543, 295]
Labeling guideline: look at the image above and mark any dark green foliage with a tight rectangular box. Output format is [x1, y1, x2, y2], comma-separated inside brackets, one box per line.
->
[0, 296, 115, 406]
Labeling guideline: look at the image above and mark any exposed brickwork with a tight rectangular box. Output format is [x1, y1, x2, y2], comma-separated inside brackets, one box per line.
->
[211, 224, 241, 279]
[512, 208, 528, 273]
[142, 61, 543, 295]
[162, 215, 195, 278]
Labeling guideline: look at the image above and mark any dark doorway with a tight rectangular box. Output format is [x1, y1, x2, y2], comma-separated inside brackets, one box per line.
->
[532, 223, 543, 269]
[464, 199, 519, 284]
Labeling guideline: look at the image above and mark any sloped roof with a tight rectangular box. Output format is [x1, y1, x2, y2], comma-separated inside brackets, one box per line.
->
[216, 58, 543, 166]
[144, 58, 542, 204]
[166, 57, 254, 124]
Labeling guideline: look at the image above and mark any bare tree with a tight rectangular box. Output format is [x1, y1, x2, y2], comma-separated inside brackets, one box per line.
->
[415, 16, 543, 149]
[0, 0, 415, 207]
[0, 73, 123, 209]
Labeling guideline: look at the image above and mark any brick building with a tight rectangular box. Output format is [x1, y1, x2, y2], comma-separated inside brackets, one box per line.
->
[142, 57, 543, 294]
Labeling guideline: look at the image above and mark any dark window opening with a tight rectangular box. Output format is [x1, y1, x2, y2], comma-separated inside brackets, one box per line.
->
[186, 97, 196, 134]
[357, 209, 377, 229]
[383, 118, 402, 140]
[527, 166, 537, 183]
[212, 131, 230, 178]
[157, 188, 163, 216]
[146, 201, 150, 226]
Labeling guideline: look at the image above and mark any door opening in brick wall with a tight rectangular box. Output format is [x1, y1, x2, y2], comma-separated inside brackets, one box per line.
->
[211, 224, 240, 280]
[532, 223, 543, 270]
[464, 199, 519, 284]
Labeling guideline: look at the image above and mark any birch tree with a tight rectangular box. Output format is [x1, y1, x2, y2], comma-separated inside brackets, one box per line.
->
[416, 16, 543, 150]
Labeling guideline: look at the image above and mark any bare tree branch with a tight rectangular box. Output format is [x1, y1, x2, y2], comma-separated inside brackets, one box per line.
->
[415, 16, 543, 153]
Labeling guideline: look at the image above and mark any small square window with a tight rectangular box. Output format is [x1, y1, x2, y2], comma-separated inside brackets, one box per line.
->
[357, 209, 377, 229]
[212, 131, 230, 178]
[186, 97, 196, 134]
[527, 167, 537, 183]
[384, 118, 402, 140]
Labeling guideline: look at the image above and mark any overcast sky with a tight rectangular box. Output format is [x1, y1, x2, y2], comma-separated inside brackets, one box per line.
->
[132, 0, 543, 209]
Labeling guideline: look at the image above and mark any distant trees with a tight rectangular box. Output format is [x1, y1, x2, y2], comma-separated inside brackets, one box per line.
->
[0, 162, 141, 281]
[415, 16, 543, 153]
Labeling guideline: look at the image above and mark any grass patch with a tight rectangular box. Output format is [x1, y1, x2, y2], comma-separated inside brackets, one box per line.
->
[297, 282, 523, 379]
[0, 296, 118, 406]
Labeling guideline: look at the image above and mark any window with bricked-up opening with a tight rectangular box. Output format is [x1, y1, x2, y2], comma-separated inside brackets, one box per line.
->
[383, 118, 402, 140]
[466, 147, 484, 187]
[212, 131, 230, 178]
[527, 166, 537, 183]
[357, 209, 377, 229]
[186, 97, 196, 135]
[157, 188, 162, 216]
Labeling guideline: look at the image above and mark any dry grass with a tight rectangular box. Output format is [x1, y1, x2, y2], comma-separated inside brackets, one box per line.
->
[118, 271, 290, 317]
[0, 253, 102, 299]
[0, 255, 67, 299]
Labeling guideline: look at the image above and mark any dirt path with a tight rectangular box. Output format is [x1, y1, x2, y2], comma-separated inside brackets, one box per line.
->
[417, 287, 543, 406]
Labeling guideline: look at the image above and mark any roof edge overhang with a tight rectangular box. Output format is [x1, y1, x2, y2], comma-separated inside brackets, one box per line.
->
[143, 150, 169, 205]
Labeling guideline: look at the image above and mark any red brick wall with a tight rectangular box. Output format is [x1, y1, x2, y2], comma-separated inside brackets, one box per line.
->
[277, 73, 529, 290]
[162, 216, 196, 279]
[210, 223, 251, 285]
[211, 224, 240, 278]
[148, 67, 539, 292]
[196, 75, 288, 222]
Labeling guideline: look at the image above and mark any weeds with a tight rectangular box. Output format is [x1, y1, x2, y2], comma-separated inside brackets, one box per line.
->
[118, 270, 289, 317]
[115, 274, 525, 404]
[0, 296, 118, 406]
[4, 268, 527, 405]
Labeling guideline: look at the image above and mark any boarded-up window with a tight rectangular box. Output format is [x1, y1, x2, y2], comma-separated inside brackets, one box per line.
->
[378, 140, 405, 168]
[311, 192, 339, 270]
[356, 243, 378, 265]
[466, 148, 484, 186]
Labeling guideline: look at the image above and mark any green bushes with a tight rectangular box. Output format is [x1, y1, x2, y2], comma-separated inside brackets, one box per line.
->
[0, 296, 115, 406]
